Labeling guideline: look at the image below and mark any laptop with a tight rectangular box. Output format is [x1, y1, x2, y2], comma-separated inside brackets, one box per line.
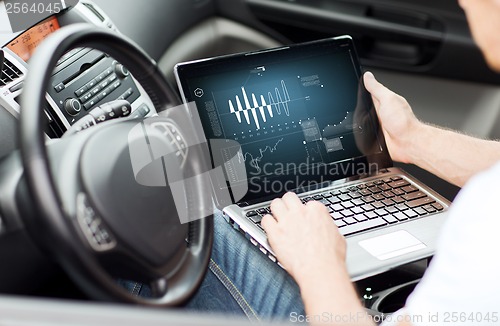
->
[174, 36, 450, 281]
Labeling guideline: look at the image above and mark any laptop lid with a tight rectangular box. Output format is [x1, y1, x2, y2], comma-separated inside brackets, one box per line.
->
[175, 36, 392, 206]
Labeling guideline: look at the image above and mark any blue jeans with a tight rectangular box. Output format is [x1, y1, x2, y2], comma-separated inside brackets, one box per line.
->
[186, 211, 305, 322]
[119, 210, 305, 322]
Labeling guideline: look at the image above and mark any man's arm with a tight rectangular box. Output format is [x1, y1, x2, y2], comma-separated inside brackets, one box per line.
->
[262, 193, 413, 326]
[260, 73, 500, 325]
[364, 72, 500, 187]
[261, 194, 374, 326]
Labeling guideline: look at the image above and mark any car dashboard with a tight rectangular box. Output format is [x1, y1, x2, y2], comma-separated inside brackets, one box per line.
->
[0, 0, 161, 296]
[0, 0, 156, 139]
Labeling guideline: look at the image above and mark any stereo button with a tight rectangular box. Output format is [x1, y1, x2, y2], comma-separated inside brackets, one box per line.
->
[85, 78, 98, 89]
[124, 88, 133, 99]
[54, 83, 65, 93]
[111, 80, 121, 90]
[96, 68, 112, 82]
[96, 68, 111, 82]
[64, 98, 82, 116]
[75, 86, 88, 97]
[91, 86, 101, 96]
[80, 92, 93, 103]
[84, 95, 102, 110]
[114, 63, 129, 79]
[100, 88, 110, 99]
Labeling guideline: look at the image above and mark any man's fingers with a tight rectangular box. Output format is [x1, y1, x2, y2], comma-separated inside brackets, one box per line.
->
[363, 71, 394, 104]
[270, 198, 287, 220]
[282, 192, 303, 209]
[261, 214, 278, 234]
[306, 200, 329, 215]
[371, 93, 381, 108]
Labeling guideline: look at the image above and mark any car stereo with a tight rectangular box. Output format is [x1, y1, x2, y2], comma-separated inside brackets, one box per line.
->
[0, 1, 156, 138]
[46, 48, 142, 125]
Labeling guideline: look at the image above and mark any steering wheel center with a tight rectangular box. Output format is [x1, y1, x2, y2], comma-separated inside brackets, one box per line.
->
[79, 123, 188, 267]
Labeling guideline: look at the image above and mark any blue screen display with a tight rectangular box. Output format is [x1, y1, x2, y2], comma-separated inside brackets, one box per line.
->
[177, 37, 387, 203]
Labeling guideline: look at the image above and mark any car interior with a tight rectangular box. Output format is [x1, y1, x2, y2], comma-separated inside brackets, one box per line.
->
[0, 0, 499, 324]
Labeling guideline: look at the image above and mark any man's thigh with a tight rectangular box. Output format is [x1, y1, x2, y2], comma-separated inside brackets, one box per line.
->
[186, 211, 305, 322]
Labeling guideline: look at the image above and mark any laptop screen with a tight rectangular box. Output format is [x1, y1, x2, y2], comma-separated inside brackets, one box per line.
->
[175, 36, 391, 205]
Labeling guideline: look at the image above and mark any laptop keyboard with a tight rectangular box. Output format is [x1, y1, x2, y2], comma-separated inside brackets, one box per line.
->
[245, 176, 444, 237]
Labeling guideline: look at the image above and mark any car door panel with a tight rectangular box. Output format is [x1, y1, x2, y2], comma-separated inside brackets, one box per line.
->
[244, 0, 500, 85]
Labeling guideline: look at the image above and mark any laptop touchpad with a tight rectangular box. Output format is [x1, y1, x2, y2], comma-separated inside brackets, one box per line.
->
[359, 230, 427, 261]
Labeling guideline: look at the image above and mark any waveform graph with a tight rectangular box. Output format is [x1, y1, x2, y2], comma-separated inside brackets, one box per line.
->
[227, 79, 306, 130]
[236, 138, 284, 173]
[268, 80, 291, 116]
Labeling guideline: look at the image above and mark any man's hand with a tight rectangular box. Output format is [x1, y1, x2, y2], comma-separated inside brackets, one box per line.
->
[363, 72, 422, 164]
[364, 71, 500, 187]
[262, 193, 373, 324]
[261, 192, 347, 285]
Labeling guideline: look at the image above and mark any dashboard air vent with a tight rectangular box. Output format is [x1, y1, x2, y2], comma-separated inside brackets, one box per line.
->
[0, 57, 24, 87]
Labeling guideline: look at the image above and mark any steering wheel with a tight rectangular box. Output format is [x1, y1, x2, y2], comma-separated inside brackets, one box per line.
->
[18, 24, 213, 306]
